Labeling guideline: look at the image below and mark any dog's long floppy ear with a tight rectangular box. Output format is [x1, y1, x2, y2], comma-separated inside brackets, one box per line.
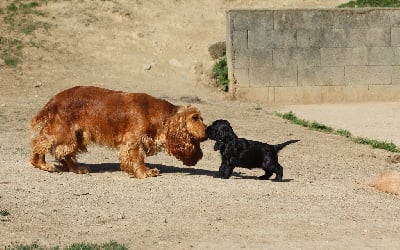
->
[165, 106, 203, 166]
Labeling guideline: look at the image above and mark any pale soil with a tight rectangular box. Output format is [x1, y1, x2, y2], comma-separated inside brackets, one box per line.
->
[1, 0, 400, 249]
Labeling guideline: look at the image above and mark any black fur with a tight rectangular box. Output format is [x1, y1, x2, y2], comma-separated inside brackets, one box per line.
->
[206, 119, 299, 181]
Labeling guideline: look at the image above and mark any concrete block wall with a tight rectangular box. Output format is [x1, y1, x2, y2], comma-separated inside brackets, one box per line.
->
[226, 8, 400, 104]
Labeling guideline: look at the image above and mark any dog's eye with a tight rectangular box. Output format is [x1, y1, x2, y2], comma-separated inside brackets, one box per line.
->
[192, 115, 199, 122]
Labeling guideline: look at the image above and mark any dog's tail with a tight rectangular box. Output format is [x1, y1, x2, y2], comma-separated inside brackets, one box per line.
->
[274, 140, 300, 152]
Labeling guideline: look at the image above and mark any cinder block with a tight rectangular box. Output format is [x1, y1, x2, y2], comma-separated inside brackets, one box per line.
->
[231, 10, 251, 31]
[332, 9, 366, 29]
[247, 10, 274, 31]
[346, 47, 368, 66]
[390, 11, 400, 27]
[232, 31, 248, 53]
[322, 28, 347, 48]
[297, 29, 323, 48]
[273, 10, 302, 30]
[248, 29, 296, 49]
[230, 10, 274, 31]
[392, 66, 400, 84]
[273, 48, 321, 68]
[395, 48, 400, 66]
[273, 48, 297, 67]
[391, 27, 400, 46]
[298, 66, 345, 86]
[232, 31, 248, 68]
[250, 48, 273, 68]
[345, 66, 392, 85]
[295, 48, 321, 68]
[321, 48, 368, 66]
[368, 47, 396, 66]
[233, 54, 249, 69]
[274, 86, 322, 104]
[346, 28, 390, 47]
[365, 28, 391, 47]
[347, 28, 390, 47]
[365, 9, 392, 28]
[321, 48, 346, 66]
[235, 87, 274, 104]
[249, 66, 297, 87]
[274, 10, 334, 30]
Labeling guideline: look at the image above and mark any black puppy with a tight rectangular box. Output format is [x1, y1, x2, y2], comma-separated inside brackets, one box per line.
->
[206, 119, 299, 181]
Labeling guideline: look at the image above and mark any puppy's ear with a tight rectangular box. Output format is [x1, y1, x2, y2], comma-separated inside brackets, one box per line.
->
[217, 125, 234, 141]
[214, 140, 225, 151]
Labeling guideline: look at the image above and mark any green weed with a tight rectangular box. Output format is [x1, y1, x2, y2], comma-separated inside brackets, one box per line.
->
[335, 129, 352, 138]
[352, 137, 399, 152]
[0, 0, 50, 66]
[5, 241, 127, 250]
[275, 111, 400, 152]
[0, 38, 23, 66]
[212, 56, 229, 92]
[339, 0, 400, 7]
[0, 209, 10, 216]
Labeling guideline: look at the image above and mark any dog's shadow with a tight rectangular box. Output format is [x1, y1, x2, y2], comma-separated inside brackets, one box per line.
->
[79, 162, 217, 177]
[80, 162, 293, 181]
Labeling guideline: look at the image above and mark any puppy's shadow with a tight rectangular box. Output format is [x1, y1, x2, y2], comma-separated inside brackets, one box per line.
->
[271, 178, 293, 182]
[228, 172, 294, 182]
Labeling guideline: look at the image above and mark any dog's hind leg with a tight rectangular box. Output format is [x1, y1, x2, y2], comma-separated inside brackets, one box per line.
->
[54, 143, 89, 174]
[31, 135, 56, 172]
[260, 162, 283, 181]
[59, 155, 88, 174]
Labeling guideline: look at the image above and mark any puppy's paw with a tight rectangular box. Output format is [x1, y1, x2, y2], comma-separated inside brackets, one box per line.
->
[214, 173, 230, 179]
[213, 173, 222, 178]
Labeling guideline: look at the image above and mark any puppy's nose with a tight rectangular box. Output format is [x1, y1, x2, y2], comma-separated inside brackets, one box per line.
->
[205, 126, 212, 135]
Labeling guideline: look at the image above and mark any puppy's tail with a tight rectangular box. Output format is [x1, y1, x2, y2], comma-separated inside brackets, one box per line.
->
[274, 140, 300, 152]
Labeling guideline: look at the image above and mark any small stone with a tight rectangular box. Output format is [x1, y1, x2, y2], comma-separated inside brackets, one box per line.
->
[143, 64, 152, 70]
[169, 58, 183, 67]
[34, 81, 42, 88]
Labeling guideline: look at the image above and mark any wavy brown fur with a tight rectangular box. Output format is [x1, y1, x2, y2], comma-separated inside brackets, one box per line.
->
[31, 86, 207, 178]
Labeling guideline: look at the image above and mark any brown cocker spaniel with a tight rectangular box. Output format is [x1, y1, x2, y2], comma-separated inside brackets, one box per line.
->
[30, 86, 208, 178]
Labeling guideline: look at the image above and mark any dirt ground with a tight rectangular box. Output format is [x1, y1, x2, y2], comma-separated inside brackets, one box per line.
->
[1, 0, 399, 249]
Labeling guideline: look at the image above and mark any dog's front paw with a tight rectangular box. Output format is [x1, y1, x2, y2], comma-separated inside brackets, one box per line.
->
[146, 168, 160, 177]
